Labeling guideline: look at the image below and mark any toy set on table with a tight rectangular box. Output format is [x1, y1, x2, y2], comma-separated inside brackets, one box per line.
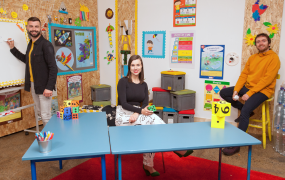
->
[56, 100, 79, 120]
[151, 70, 196, 124]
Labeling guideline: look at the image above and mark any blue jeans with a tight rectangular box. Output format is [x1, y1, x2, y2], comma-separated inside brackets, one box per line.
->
[148, 50, 152, 53]
[220, 86, 268, 132]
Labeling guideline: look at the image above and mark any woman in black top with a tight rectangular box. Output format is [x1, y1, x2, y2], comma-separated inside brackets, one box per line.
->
[115, 55, 193, 176]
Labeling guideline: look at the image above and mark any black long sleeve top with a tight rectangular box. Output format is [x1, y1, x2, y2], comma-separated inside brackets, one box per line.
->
[117, 77, 148, 114]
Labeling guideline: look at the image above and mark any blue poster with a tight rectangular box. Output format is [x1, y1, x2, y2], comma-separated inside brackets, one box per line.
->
[142, 31, 166, 59]
[199, 45, 225, 80]
[74, 31, 94, 68]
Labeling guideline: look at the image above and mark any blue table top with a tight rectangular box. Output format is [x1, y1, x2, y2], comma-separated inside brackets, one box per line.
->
[22, 112, 110, 161]
[109, 122, 261, 155]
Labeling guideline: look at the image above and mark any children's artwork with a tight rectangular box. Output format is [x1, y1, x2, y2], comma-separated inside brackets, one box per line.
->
[23, 4, 29, 11]
[0, 91, 22, 125]
[170, 31, 195, 64]
[252, 0, 268, 22]
[75, 17, 82, 27]
[55, 47, 74, 71]
[67, 75, 83, 103]
[244, 28, 256, 46]
[75, 31, 93, 68]
[263, 22, 279, 38]
[79, 3, 89, 21]
[0, 7, 7, 15]
[54, 29, 72, 46]
[106, 24, 114, 48]
[200, 45, 225, 79]
[173, 0, 196, 27]
[225, 52, 239, 66]
[104, 50, 116, 65]
[51, 96, 59, 116]
[203, 80, 230, 111]
[142, 31, 166, 58]
[59, 2, 68, 14]
[48, 23, 97, 76]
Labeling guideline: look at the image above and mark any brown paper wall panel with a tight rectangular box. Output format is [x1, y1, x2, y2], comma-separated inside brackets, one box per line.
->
[0, 0, 99, 137]
[241, 0, 284, 134]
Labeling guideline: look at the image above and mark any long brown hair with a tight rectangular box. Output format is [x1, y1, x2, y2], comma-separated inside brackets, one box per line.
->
[126, 55, 144, 84]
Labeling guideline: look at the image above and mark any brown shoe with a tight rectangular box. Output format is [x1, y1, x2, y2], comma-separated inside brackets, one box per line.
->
[222, 147, 240, 156]
[234, 112, 255, 123]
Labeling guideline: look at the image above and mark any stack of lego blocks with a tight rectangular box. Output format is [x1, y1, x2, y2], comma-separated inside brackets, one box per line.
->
[152, 70, 196, 124]
[211, 101, 231, 129]
[91, 84, 111, 108]
[57, 100, 80, 120]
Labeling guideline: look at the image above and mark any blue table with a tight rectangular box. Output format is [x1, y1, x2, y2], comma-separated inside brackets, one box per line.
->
[109, 122, 261, 180]
[22, 113, 110, 180]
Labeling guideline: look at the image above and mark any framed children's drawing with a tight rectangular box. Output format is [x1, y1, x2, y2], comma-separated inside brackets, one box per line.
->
[142, 31, 166, 59]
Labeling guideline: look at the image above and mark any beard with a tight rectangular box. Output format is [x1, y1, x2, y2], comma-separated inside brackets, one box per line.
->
[28, 30, 41, 38]
[257, 45, 270, 53]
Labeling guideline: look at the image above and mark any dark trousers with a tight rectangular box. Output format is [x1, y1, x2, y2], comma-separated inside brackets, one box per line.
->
[220, 86, 268, 132]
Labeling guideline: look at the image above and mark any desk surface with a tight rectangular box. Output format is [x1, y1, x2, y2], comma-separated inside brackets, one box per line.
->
[109, 122, 261, 154]
[22, 112, 110, 161]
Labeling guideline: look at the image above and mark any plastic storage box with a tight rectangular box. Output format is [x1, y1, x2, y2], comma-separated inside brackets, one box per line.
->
[178, 109, 195, 123]
[91, 84, 111, 101]
[171, 89, 196, 111]
[161, 70, 186, 91]
[163, 112, 178, 124]
[152, 87, 171, 107]
[154, 109, 163, 119]
[92, 101, 111, 107]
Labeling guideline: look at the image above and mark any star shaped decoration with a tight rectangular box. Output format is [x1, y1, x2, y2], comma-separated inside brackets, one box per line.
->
[62, 30, 65, 34]
[68, 37, 71, 40]
[75, 17, 82, 26]
[54, 37, 58, 41]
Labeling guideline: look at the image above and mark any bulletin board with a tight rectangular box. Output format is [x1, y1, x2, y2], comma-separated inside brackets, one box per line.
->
[48, 23, 97, 76]
[0, 18, 29, 88]
[173, 0, 197, 27]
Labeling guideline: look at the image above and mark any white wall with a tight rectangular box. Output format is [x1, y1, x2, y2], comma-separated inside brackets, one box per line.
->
[138, 0, 246, 121]
[274, 3, 285, 110]
[98, 0, 116, 105]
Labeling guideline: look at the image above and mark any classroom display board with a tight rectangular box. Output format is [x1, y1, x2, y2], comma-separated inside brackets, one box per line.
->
[173, 0, 196, 27]
[170, 31, 195, 64]
[203, 80, 230, 111]
[200, 45, 225, 79]
[0, 18, 29, 88]
[48, 23, 97, 76]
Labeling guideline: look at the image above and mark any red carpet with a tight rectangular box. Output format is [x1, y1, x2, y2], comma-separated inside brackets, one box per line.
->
[52, 152, 284, 180]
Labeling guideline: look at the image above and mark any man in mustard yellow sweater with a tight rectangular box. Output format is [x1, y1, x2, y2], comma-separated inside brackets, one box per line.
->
[220, 33, 280, 156]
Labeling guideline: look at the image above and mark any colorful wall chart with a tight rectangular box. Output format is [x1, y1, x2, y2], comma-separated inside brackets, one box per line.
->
[66, 75, 83, 103]
[203, 80, 230, 111]
[48, 23, 97, 76]
[200, 45, 225, 79]
[0, 91, 22, 125]
[170, 31, 195, 63]
[173, 0, 196, 27]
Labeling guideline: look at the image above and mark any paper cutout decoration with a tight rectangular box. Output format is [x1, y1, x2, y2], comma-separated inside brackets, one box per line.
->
[225, 52, 239, 66]
[105, 8, 114, 19]
[0, 7, 7, 15]
[23, 4, 29, 11]
[47, 15, 52, 24]
[75, 17, 82, 26]
[54, 29, 72, 47]
[60, 17, 64, 24]
[16, 23, 24, 32]
[59, 2, 68, 14]
[263, 22, 279, 39]
[106, 24, 114, 48]
[252, 0, 268, 22]
[11, 12, 17, 19]
[104, 50, 116, 65]
[79, 3, 89, 21]
[56, 51, 74, 71]
[54, 16, 58, 21]
[244, 28, 256, 46]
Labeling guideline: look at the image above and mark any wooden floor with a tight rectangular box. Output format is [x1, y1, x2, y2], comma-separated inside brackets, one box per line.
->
[0, 125, 285, 180]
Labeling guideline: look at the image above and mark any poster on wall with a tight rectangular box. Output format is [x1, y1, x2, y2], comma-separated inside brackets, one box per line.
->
[142, 31, 166, 59]
[170, 31, 195, 64]
[173, 0, 196, 27]
[203, 80, 230, 111]
[51, 96, 59, 116]
[48, 23, 97, 76]
[66, 75, 83, 103]
[0, 91, 22, 125]
[200, 45, 225, 79]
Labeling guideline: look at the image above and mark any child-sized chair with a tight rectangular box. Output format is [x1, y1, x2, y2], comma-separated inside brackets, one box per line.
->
[246, 74, 280, 149]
